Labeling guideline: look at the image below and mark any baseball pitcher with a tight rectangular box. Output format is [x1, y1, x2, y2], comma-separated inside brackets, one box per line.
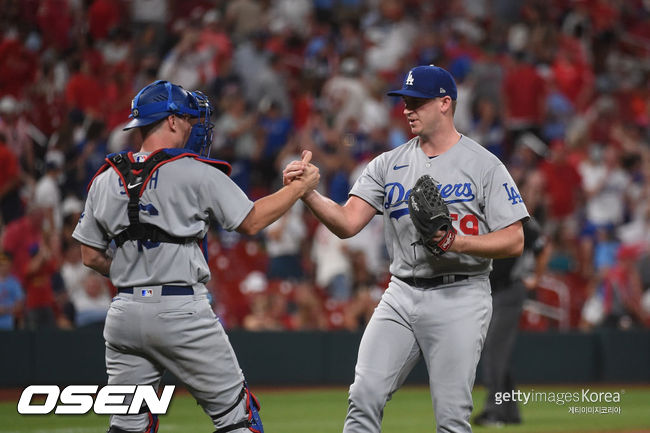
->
[284, 65, 529, 433]
[73, 80, 318, 433]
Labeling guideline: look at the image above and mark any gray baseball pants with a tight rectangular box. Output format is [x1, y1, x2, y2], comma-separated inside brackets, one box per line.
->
[343, 276, 492, 433]
[103, 287, 249, 432]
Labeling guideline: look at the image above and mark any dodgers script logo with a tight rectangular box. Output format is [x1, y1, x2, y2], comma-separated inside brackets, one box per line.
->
[384, 181, 476, 220]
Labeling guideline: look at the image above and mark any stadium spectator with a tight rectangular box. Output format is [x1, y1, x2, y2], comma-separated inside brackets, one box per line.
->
[197, 8, 233, 82]
[33, 150, 65, 232]
[288, 281, 328, 330]
[618, 195, 650, 247]
[264, 202, 306, 281]
[159, 24, 214, 91]
[311, 223, 352, 302]
[257, 99, 293, 183]
[225, 0, 267, 43]
[342, 249, 384, 331]
[0, 133, 24, 225]
[362, 0, 417, 73]
[0, 96, 41, 176]
[35, 0, 75, 52]
[502, 52, 546, 155]
[74, 120, 110, 192]
[539, 139, 583, 223]
[550, 37, 593, 111]
[2, 205, 60, 330]
[467, 97, 506, 160]
[0, 251, 24, 330]
[65, 59, 105, 120]
[103, 63, 135, 131]
[267, 0, 313, 37]
[243, 290, 289, 331]
[213, 90, 260, 192]
[581, 244, 647, 330]
[60, 196, 84, 245]
[61, 240, 111, 328]
[321, 57, 368, 133]
[74, 272, 112, 328]
[87, 0, 122, 42]
[579, 144, 631, 228]
[0, 31, 38, 98]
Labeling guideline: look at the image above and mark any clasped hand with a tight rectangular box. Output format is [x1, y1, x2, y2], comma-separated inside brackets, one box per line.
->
[282, 150, 320, 194]
[283, 150, 320, 196]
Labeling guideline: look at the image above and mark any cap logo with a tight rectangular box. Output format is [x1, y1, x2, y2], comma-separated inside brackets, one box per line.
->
[133, 108, 139, 117]
[405, 70, 414, 86]
[440, 88, 446, 94]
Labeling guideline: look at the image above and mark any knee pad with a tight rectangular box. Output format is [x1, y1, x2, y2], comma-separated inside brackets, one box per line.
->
[214, 382, 263, 433]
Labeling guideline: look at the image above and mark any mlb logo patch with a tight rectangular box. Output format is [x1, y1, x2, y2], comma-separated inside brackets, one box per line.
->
[141, 289, 153, 297]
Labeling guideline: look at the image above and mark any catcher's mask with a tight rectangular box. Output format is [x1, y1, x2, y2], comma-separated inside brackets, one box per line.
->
[123, 80, 214, 157]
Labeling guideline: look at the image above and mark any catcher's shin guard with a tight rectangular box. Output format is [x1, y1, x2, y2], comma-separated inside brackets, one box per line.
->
[145, 413, 160, 433]
[107, 428, 135, 433]
[107, 410, 159, 433]
[214, 382, 263, 433]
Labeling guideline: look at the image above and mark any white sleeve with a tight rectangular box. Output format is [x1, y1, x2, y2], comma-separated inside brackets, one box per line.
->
[348, 156, 386, 212]
[200, 169, 254, 231]
[72, 184, 109, 249]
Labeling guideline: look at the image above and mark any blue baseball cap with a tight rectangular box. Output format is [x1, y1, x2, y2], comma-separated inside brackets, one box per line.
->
[387, 65, 458, 100]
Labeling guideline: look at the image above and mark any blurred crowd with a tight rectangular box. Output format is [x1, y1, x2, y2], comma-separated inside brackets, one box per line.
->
[1, 0, 650, 332]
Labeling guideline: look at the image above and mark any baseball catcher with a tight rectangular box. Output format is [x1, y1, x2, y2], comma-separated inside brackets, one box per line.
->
[73, 80, 319, 433]
[408, 174, 457, 255]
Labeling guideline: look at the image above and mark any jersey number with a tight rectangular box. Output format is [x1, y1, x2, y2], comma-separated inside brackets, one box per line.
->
[450, 213, 479, 236]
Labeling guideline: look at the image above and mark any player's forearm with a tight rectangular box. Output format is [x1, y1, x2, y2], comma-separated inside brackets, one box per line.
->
[238, 182, 305, 235]
[80, 244, 112, 276]
[302, 191, 357, 238]
[451, 221, 524, 258]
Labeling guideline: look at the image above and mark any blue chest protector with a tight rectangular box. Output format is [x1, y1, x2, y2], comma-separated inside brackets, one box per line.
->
[89, 148, 231, 248]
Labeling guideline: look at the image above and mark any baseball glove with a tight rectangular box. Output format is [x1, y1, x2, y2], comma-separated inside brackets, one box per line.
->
[408, 174, 457, 255]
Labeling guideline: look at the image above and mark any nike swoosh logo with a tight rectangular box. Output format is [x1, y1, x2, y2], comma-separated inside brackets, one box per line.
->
[127, 181, 143, 189]
[393, 164, 409, 170]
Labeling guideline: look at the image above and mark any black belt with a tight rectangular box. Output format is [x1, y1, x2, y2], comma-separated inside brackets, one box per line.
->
[117, 285, 194, 296]
[395, 275, 469, 288]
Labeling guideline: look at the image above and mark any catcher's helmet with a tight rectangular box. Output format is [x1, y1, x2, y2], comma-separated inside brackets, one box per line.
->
[123, 80, 214, 156]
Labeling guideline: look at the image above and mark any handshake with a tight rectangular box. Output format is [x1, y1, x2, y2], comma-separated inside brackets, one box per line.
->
[282, 150, 320, 199]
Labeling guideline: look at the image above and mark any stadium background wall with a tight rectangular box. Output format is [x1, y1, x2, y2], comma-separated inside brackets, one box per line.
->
[0, 329, 648, 387]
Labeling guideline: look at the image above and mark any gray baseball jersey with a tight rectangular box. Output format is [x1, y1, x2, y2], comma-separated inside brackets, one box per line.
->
[349, 134, 529, 277]
[73, 153, 254, 290]
[72, 152, 256, 432]
[343, 135, 528, 433]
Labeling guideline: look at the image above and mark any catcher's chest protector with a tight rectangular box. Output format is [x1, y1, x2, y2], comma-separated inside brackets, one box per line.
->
[89, 149, 230, 247]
